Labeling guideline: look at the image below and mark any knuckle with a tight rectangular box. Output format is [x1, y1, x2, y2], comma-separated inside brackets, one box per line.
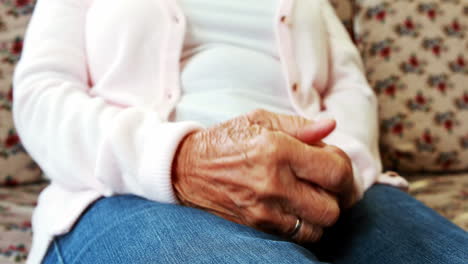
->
[326, 145, 345, 156]
[325, 147, 353, 191]
[258, 131, 282, 156]
[330, 162, 350, 190]
[249, 206, 273, 227]
[326, 146, 352, 166]
[247, 109, 275, 130]
[252, 108, 267, 117]
[236, 114, 253, 127]
[254, 176, 279, 198]
[248, 109, 267, 122]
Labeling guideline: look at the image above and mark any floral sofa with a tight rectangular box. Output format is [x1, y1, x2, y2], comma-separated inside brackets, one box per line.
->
[1, 1, 467, 263]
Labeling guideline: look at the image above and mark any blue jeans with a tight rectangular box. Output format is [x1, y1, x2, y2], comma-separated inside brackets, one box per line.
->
[43, 185, 468, 264]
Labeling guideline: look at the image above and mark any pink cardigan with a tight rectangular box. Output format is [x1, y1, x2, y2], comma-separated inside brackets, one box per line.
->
[13, 0, 408, 263]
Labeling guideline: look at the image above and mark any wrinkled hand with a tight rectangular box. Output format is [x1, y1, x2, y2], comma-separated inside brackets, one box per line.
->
[172, 109, 355, 243]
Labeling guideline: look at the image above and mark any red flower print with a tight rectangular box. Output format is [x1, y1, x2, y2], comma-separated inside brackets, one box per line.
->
[376, 11, 386, 21]
[410, 56, 420, 67]
[461, 190, 468, 198]
[449, 56, 468, 73]
[392, 123, 403, 135]
[394, 151, 413, 160]
[396, 18, 420, 36]
[11, 39, 23, 55]
[457, 56, 466, 67]
[452, 21, 461, 32]
[441, 160, 452, 169]
[428, 9, 436, 20]
[432, 45, 441, 56]
[415, 130, 437, 152]
[5, 134, 20, 148]
[444, 120, 453, 130]
[385, 85, 396, 96]
[7, 87, 13, 102]
[405, 19, 414, 29]
[435, 112, 457, 131]
[435, 151, 460, 170]
[415, 94, 426, 104]
[5, 177, 19, 186]
[423, 132, 433, 144]
[438, 83, 447, 93]
[19, 245, 27, 253]
[381, 47, 391, 58]
[7, 244, 27, 252]
[407, 92, 431, 111]
[15, 0, 30, 7]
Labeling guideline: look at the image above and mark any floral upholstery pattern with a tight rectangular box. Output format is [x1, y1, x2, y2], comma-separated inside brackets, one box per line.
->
[354, 0, 468, 172]
[330, 0, 354, 36]
[0, 0, 42, 185]
[0, 182, 46, 264]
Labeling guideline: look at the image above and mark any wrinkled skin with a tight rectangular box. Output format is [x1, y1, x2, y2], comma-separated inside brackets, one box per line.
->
[172, 109, 356, 243]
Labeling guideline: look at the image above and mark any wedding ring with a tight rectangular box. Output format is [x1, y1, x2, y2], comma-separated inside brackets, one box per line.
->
[288, 217, 303, 238]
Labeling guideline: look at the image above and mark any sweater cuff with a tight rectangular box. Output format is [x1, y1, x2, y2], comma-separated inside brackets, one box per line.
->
[321, 129, 380, 200]
[139, 117, 204, 204]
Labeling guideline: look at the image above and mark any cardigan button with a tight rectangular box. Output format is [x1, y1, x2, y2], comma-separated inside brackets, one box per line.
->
[280, 15, 292, 26]
[292, 83, 299, 92]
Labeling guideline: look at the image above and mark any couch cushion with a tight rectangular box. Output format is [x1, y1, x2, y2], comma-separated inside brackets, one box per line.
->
[0, 1, 42, 185]
[354, 0, 468, 172]
[0, 183, 47, 264]
[330, 0, 354, 35]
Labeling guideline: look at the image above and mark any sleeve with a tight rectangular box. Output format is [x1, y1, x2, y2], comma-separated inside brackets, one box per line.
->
[12, 0, 203, 203]
[316, 0, 384, 197]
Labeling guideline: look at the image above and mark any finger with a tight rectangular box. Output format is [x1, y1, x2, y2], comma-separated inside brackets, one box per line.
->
[286, 179, 341, 227]
[245, 109, 334, 144]
[339, 180, 359, 209]
[340, 196, 357, 210]
[242, 203, 299, 236]
[244, 204, 324, 244]
[273, 200, 325, 244]
[276, 213, 324, 244]
[290, 220, 324, 244]
[296, 119, 336, 144]
[283, 136, 354, 194]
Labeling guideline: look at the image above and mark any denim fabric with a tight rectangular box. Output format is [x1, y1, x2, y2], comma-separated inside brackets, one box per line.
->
[43, 185, 468, 264]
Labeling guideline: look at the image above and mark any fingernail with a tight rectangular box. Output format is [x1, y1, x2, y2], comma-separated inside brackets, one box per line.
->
[310, 119, 336, 130]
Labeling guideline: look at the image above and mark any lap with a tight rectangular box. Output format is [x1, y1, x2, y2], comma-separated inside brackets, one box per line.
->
[313, 185, 468, 264]
[43, 185, 468, 264]
[44, 194, 320, 264]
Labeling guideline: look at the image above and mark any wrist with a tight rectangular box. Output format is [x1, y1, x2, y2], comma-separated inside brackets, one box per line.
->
[171, 131, 197, 203]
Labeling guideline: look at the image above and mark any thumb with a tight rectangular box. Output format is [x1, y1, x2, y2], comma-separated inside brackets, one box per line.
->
[245, 109, 335, 144]
[296, 119, 336, 144]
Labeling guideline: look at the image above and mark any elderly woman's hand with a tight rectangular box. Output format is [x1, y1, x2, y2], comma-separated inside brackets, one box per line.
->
[172, 109, 355, 243]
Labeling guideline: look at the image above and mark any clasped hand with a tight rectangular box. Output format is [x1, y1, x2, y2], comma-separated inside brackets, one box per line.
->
[173, 109, 356, 243]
